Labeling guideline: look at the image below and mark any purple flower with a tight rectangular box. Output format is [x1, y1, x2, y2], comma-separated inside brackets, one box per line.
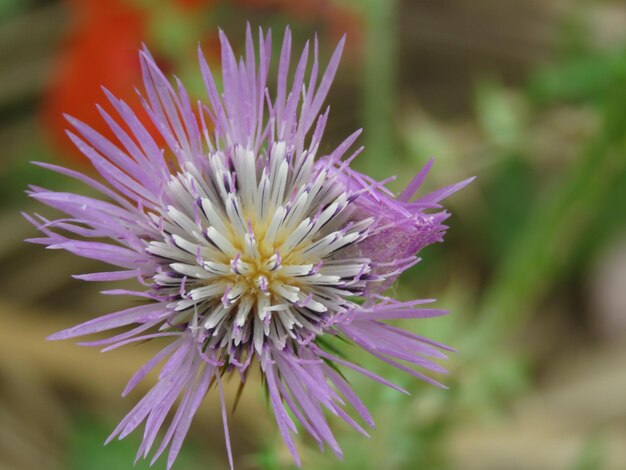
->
[26, 26, 472, 469]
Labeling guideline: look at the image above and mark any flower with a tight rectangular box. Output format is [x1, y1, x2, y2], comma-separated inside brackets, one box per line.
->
[27, 26, 472, 469]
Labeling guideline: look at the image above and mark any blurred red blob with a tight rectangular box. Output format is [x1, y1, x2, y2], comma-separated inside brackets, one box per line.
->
[42, 0, 361, 164]
[42, 0, 158, 164]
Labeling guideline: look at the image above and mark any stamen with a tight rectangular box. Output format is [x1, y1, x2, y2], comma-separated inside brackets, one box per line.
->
[256, 275, 269, 293]
[151, 167, 373, 360]
[230, 253, 242, 274]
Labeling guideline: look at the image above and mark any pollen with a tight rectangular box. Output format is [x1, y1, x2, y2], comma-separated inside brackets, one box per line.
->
[148, 144, 374, 355]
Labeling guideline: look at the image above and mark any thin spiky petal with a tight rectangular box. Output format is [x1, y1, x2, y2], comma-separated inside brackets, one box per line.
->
[27, 26, 470, 469]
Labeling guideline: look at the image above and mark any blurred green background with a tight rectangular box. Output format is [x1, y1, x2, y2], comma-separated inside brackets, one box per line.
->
[1, 0, 626, 469]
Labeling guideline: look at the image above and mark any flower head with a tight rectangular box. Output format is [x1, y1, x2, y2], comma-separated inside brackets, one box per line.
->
[27, 25, 471, 469]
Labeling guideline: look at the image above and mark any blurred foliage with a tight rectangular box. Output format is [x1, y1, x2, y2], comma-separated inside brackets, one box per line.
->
[0, 0, 31, 20]
[66, 412, 209, 470]
[572, 432, 608, 470]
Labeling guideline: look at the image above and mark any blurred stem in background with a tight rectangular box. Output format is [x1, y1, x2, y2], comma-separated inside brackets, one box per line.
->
[467, 46, 626, 355]
[360, 0, 397, 177]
